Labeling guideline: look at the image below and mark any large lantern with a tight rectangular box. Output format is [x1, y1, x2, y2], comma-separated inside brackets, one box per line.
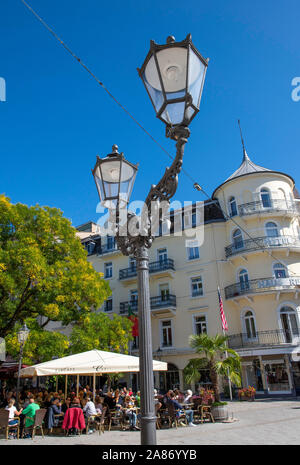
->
[138, 34, 208, 128]
[92, 145, 138, 209]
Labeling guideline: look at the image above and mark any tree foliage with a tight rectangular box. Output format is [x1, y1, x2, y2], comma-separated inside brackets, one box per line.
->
[5, 319, 70, 365]
[0, 195, 111, 338]
[69, 312, 133, 354]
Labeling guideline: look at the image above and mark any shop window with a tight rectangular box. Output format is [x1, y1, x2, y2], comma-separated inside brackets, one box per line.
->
[264, 362, 290, 392]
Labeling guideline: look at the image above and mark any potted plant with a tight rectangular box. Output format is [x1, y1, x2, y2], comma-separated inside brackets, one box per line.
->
[183, 334, 241, 403]
[211, 401, 228, 421]
[238, 386, 256, 401]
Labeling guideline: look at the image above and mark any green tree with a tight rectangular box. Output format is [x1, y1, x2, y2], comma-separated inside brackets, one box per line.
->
[69, 312, 133, 355]
[184, 333, 241, 401]
[0, 195, 111, 339]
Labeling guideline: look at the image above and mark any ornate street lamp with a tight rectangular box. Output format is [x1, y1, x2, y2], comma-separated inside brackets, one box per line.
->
[92, 35, 208, 445]
[138, 34, 208, 132]
[92, 144, 138, 209]
[16, 323, 30, 408]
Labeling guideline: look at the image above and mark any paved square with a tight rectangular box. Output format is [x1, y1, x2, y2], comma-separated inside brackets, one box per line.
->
[2, 398, 300, 445]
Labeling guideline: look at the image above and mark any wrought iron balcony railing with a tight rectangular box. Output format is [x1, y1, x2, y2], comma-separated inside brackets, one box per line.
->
[225, 235, 300, 258]
[97, 243, 119, 255]
[119, 258, 175, 280]
[238, 199, 298, 217]
[228, 329, 300, 349]
[225, 276, 300, 299]
[120, 294, 176, 314]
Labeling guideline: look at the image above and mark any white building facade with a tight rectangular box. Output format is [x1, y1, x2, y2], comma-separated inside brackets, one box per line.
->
[78, 149, 300, 397]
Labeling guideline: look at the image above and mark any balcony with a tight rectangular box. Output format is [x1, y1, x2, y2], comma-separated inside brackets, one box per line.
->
[228, 329, 300, 350]
[120, 294, 176, 316]
[238, 199, 298, 217]
[225, 276, 300, 300]
[225, 235, 300, 258]
[119, 258, 175, 281]
[97, 243, 120, 256]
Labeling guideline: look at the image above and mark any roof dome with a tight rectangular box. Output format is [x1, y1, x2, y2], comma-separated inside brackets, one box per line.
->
[225, 148, 270, 182]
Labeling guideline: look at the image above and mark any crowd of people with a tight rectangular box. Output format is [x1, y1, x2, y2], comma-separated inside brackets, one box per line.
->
[0, 384, 198, 439]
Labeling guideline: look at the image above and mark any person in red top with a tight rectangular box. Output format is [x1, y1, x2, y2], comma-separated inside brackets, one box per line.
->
[62, 398, 85, 435]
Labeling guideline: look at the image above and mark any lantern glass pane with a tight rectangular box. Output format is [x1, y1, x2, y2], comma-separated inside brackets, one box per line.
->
[94, 165, 106, 203]
[103, 180, 119, 199]
[119, 160, 137, 204]
[143, 55, 164, 113]
[160, 101, 185, 125]
[188, 48, 206, 108]
[156, 47, 187, 93]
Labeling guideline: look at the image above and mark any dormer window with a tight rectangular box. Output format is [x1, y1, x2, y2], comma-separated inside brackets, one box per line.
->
[85, 241, 95, 255]
[229, 197, 238, 217]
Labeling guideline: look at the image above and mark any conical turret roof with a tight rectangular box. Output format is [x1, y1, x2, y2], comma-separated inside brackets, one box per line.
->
[225, 148, 270, 182]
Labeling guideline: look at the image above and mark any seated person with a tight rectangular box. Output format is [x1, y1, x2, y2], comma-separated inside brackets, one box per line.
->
[83, 396, 98, 418]
[45, 398, 63, 431]
[94, 396, 103, 414]
[5, 398, 22, 438]
[22, 396, 40, 438]
[135, 391, 141, 408]
[123, 396, 140, 431]
[62, 397, 71, 413]
[103, 392, 116, 410]
[167, 392, 196, 427]
[69, 397, 82, 409]
[183, 390, 193, 404]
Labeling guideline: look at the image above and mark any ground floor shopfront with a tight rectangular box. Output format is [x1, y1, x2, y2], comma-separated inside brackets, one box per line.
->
[239, 348, 300, 396]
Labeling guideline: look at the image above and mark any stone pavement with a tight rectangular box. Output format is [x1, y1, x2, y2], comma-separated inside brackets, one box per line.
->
[2, 398, 300, 445]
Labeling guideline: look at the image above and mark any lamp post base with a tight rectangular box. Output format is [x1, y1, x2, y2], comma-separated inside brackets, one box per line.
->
[140, 415, 157, 445]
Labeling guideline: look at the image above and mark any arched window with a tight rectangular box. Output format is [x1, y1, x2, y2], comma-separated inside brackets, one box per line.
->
[243, 310, 257, 339]
[261, 188, 272, 208]
[266, 222, 279, 238]
[273, 263, 287, 279]
[280, 307, 299, 342]
[229, 197, 238, 217]
[239, 269, 250, 291]
[233, 229, 244, 250]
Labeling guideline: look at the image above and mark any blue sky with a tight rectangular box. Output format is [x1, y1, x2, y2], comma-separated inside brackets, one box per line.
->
[0, 0, 299, 227]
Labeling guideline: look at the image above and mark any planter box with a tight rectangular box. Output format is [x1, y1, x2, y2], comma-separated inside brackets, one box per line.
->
[211, 405, 228, 421]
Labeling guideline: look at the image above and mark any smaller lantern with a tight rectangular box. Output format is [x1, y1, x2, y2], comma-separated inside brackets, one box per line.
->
[138, 34, 208, 128]
[17, 323, 30, 345]
[92, 145, 138, 209]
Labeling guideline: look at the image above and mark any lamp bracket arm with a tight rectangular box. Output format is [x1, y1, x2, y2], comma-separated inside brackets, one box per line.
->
[144, 125, 190, 207]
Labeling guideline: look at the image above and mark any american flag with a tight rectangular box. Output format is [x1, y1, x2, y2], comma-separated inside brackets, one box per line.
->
[218, 287, 228, 331]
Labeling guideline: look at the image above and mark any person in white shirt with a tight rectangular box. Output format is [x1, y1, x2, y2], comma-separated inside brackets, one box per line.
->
[83, 396, 98, 434]
[5, 399, 22, 439]
[183, 390, 193, 404]
[83, 397, 98, 417]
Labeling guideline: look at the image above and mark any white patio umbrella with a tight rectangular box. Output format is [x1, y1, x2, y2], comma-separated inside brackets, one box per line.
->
[19, 349, 167, 399]
[19, 349, 167, 377]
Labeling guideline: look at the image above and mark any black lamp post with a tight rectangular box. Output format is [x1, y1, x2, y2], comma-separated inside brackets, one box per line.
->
[16, 323, 30, 408]
[92, 35, 208, 445]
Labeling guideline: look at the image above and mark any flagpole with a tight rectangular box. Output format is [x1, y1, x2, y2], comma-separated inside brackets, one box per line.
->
[218, 287, 233, 402]
[223, 328, 233, 402]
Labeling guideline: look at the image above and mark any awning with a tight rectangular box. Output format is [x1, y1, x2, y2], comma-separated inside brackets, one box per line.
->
[19, 349, 167, 377]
